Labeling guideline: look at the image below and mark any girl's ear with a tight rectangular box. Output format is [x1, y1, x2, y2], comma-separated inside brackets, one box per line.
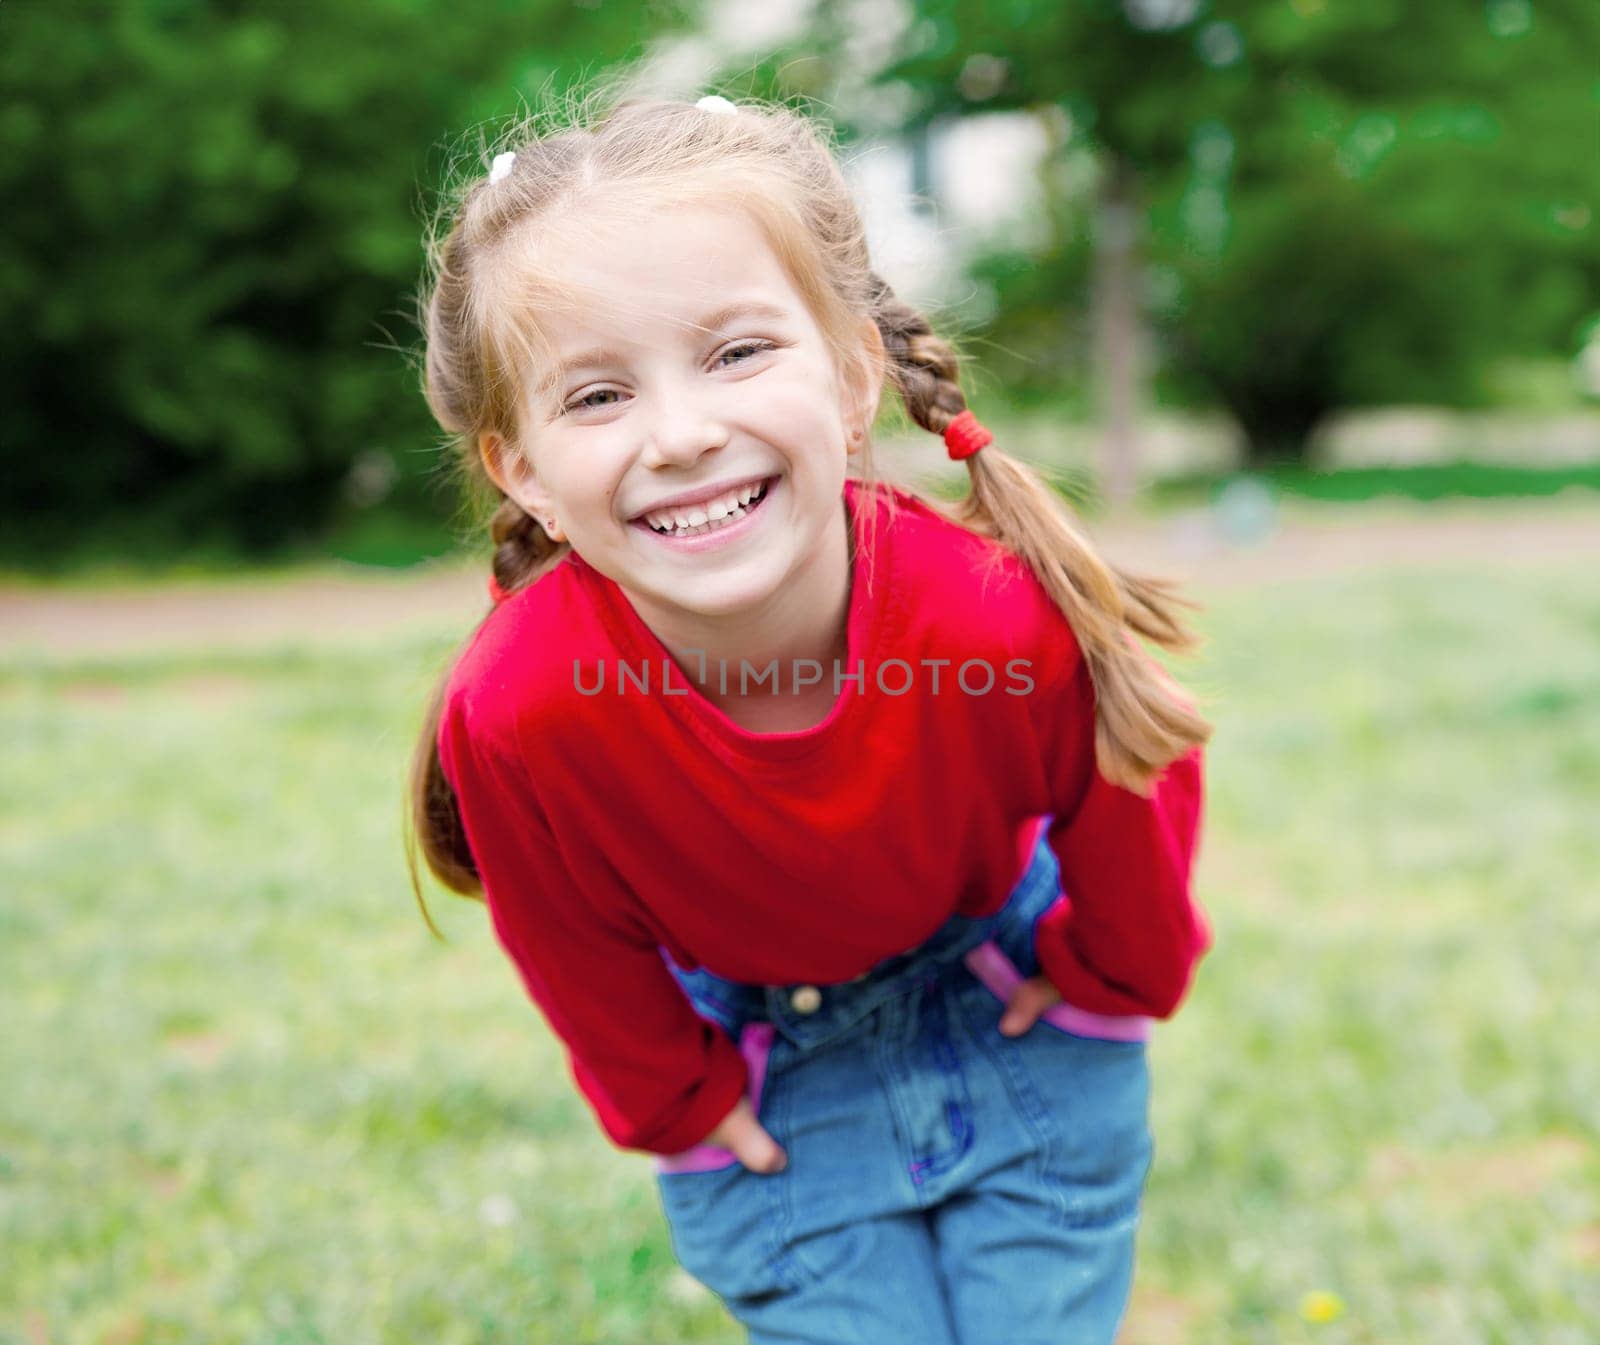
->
[479, 432, 555, 520]
[843, 317, 888, 448]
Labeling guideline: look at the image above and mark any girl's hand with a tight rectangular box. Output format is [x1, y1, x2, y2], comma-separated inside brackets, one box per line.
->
[998, 973, 1063, 1036]
[704, 1094, 788, 1174]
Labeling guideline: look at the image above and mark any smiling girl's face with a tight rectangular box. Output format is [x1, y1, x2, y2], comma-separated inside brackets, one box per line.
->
[479, 204, 881, 636]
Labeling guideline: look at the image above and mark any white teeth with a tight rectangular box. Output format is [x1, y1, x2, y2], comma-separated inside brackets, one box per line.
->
[642, 479, 769, 535]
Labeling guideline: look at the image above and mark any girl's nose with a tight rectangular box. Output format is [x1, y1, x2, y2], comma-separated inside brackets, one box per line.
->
[639, 388, 731, 468]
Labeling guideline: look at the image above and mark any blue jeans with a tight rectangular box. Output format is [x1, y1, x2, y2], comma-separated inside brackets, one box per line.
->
[653, 828, 1156, 1345]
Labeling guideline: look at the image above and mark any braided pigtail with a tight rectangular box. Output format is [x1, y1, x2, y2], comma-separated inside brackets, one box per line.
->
[870, 273, 1212, 796]
[489, 495, 567, 605]
[403, 489, 569, 938]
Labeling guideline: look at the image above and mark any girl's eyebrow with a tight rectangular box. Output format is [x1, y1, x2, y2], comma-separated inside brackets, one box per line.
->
[550, 300, 793, 383]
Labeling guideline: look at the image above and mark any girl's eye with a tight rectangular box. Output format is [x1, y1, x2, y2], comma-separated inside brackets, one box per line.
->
[715, 339, 776, 367]
[560, 341, 777, 414]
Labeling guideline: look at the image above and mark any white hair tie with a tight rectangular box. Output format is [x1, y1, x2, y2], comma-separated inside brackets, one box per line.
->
[489, 150, 516, 184]
[695, 95, 739, 116]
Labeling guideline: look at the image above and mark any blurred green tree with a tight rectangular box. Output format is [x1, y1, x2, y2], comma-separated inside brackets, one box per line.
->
[843, 0, 1600, 466]
[0, 0, 689, 565]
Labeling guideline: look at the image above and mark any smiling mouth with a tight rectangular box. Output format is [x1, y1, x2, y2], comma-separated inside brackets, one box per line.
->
[633, 476, 777, 538]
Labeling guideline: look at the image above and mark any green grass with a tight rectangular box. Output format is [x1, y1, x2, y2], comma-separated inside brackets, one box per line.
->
[3, 561, 1598, 1342]
[1146, 459, 1600, 509]
[0, 510, 472, 587]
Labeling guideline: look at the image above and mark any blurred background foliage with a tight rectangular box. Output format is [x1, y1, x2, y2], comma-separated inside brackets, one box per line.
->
[2, 0, 1595, 571]
[851, 0, 1600, 459]
[0, 0, 696, 569]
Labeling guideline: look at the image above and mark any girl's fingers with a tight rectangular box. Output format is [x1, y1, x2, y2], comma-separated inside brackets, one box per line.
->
[705, 1094, 789, 1173]
[739, 1128, 788, 1174]
[998, 973, 1064, 1036]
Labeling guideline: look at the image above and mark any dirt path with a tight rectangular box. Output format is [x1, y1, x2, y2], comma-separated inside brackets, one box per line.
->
[2, 493, 1594, 661]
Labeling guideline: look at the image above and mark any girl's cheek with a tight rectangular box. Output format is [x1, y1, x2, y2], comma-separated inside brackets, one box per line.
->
[757, 381, 834, 423]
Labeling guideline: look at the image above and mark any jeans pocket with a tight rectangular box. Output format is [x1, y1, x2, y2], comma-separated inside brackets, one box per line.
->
[653, 1027, 809, 1303]
[970, 948, 1155, 1229]
[1030, 1036, 1154, 1231]
[655, 1163, 808, 1302]
[954, 940, 1154, 1233]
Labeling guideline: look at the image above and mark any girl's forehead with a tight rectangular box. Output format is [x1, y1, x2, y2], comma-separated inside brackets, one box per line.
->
[536, 206, 795, 332]
[541, 290, 798, 354]
[516, 207, 811, 375]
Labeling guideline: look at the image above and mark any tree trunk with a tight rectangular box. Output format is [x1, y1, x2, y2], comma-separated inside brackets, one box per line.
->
[1092, 152, 1142, 518]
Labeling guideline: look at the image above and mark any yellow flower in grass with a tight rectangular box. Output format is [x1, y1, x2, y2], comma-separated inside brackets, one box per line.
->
[1298, 1289, 1346, 1324]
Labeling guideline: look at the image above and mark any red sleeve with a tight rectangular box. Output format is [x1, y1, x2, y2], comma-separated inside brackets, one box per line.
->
[437, 693, 749, 1156]
[1028, 643, 1214, 1020]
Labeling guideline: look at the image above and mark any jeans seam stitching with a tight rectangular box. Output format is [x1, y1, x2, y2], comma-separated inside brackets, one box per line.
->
[763, 1042, 812, 1293]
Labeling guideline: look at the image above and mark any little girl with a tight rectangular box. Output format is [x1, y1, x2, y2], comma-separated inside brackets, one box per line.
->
[406, 85, 1214, 1345]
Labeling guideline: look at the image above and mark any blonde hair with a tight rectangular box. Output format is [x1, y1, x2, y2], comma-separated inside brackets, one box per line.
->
[404, 77, 1212, 930]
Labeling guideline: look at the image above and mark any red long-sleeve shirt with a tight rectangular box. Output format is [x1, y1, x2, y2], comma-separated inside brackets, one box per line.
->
[436, 476, 1211, 1157]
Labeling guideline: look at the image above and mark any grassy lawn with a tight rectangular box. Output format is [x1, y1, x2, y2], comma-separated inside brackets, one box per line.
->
[1144, 460, 1600, 510]
[2, 557, 1597, 1343]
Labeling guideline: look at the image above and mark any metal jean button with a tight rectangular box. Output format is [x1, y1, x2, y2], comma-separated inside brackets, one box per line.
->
[789, 984, 823, 1014]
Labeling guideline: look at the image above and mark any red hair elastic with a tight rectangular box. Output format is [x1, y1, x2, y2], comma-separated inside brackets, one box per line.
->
[487, 573, 513, 605]
[943, 409, 993, 461]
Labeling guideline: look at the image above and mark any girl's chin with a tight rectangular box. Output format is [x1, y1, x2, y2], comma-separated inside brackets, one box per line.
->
[614, 567, 792, 630]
